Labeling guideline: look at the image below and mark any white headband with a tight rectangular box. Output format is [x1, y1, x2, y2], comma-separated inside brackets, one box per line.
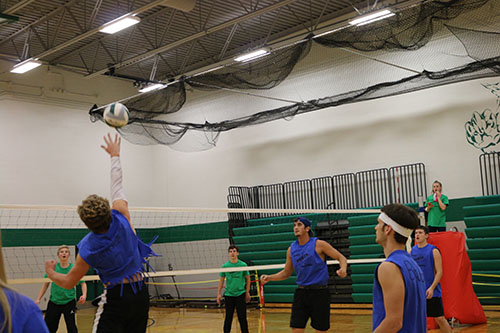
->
[379, 212, 413, 238]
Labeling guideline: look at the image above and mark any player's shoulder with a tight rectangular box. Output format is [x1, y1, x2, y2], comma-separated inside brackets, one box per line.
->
[377, 261, 401, 277]
[4, 287, 40, 312]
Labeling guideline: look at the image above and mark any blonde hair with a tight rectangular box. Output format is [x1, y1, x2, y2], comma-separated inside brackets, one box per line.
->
[57, 245, 70, 256]
[0, 234, 12, 333]
[77, 194, 112, 233]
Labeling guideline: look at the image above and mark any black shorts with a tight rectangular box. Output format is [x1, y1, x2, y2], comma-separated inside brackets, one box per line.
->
[93, 283, 149, 333]
[290, 286, 330, 331]
[427, 297, 444, 317]
[428, 226, 446, 233]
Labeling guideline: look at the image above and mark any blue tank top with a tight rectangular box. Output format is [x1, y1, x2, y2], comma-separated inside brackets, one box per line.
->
[0, 287, 49, 333]
[411, 244, 442, 297]
[373, 250, 426, 333]
[290, 237, 329, 286]
[78, 210, 158, 294]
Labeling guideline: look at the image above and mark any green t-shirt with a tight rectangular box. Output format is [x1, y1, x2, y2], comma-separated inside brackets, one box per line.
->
[44, 263, 82, 305]
[220, 259, 249, 297]
[426, 193, 449, 227]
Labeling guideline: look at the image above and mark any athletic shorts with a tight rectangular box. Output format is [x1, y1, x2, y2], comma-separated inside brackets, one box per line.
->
[290, 286, 330, 331]
[93, 283, 149, 333]
[428, 226, 446, 233]
[427, 297, 444, 317]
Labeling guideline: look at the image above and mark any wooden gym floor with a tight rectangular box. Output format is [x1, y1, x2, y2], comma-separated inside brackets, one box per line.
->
[59, 305, 500, 332]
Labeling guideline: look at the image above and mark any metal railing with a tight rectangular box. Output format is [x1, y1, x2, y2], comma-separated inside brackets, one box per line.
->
[228, 163, 427, 212]
[389, 163, 427, 204]
[356, 168, 392, 208]
[479, 151, 500, 196]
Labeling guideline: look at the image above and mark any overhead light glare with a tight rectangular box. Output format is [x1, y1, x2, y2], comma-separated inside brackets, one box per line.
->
[234, 49, 269, 62]
[10, 60, 42, 74]
[193, 65, 224, 77]
[349, 9, 394, 26]
[314, 26, 346, 38]
[139, 83, 165, 93]
[100, 16, 140, 34]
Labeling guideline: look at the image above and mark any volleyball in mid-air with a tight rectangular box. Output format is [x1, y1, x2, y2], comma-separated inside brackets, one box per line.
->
[103, 102, 129, 128]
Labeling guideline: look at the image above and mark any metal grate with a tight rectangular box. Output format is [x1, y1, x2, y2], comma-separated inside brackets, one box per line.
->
[479, 151, 500, 196]
[284, 179, 313, 209]
[389, 163, 427, 204]
[355, 168, 392, 208]
[229, 163, 427, 210]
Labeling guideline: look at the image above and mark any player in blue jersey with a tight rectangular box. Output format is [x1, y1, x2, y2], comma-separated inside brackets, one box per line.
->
[373, 203, 426, 333]
[45, 134, 157, 333]
[261, 217, 348, 332]
[0, 234, 49, 332]
[411, 226, 451, 332]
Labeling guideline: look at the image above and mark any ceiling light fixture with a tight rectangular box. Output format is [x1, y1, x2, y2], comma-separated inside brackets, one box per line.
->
[314, 26, 347, 38]
[234, 49, 270, 62]
[100, 16, 140, 34]
[349, 9, 394, 27]
[10, 59, 42, 74]
[193, 65, 224, 77]
[139, 83, 165, 93]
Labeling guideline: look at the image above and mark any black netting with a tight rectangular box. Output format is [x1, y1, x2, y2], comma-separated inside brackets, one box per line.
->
[185, 40, 311, 90]
[314, 0, 489, 51]
[89, 0, 500, 151]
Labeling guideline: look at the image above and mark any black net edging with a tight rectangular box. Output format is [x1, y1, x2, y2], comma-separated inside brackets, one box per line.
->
[88, 0, 500, 149]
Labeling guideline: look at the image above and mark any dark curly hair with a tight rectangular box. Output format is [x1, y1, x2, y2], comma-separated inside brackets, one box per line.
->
[77, 194, 112, 233]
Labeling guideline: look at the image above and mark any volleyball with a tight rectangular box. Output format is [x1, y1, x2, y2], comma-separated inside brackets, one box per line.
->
[103, 102, 129, 128]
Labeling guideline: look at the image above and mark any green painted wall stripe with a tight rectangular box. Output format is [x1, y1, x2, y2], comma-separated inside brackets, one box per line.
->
[1, 221, 229, 247]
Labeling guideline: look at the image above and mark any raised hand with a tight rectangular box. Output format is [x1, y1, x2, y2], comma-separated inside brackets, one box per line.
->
[45, 260, 57, 274]
[101, 133, 121, 157]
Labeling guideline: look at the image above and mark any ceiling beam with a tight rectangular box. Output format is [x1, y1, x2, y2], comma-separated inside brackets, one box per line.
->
[3, 0, 37, 14]
[85, 0, 301, 78]
[0, 0, 81, 47]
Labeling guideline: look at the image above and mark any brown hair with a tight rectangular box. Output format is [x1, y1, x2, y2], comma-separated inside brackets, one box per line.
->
[415, 225, 429, 235]
[381, 203, 419, 244]
[228, 244, 239, 252]
[77, 194, 112, 233]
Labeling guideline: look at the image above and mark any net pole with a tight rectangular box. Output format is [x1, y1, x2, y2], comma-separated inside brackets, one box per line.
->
[255, 270, 263, 309]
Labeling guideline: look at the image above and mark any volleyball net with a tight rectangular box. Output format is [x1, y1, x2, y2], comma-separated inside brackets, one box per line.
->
[0, 205, 395, 307]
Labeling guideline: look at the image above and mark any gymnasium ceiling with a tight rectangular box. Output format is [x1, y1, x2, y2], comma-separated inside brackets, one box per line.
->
[0, 0, 420, 86]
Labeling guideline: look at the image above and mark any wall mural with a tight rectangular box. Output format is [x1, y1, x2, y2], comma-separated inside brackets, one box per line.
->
[465, 83, 500, 152]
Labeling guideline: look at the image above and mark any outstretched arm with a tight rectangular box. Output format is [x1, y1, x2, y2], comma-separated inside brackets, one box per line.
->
[260, 247, 294, 284]
[317, 240, 347, 278]
[101, 133, 134, 234]
[45, 254, 90, 289]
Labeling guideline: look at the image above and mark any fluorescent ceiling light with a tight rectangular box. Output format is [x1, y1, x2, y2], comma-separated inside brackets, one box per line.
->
[314, 26, 346, 38]
[10, 60, 42, 74]
[349, 9, 394, 26]
[100, 16, 140, 34]
[234, 49, 270, 62]
[193, 65, 224, 77]
[139, 83, 165, 93]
